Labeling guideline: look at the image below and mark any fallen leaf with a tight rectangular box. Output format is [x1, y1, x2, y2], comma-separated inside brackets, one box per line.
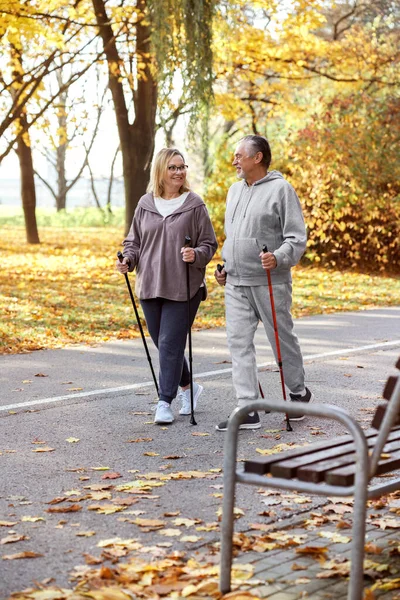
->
[83, 553, 103, 565]
[191, 432, 210, 437]
[126, 437, 153, 443]
[133, 518, 165, 528]
[0, 521, 18, 527]
[32, 447, 55, 453]
[365, 543, 383, 554]
[319, 531, 350, 543]
[87, 504, 125, 515]
[173, 518, 201, 527]
[2, 551, 43, 560]
[35, 373, 48, 377]
[163, 455, 183, 460]
[76, 531, 96, 537]
[0, 534, 29, 544]
[143, 452, 160, 457]
[101, 472, 122, 480]
[373, 518, 400, 530]
[46, 504, 82, 514]
[67, 387, 83, 391]
[21, 516, 45, 523]
[296, 546, 328, 560]
[66, 437, 80, 443]
[180, 535, 202, 542]
[91, 466, 110, 471]
[158, 528, 181, 537]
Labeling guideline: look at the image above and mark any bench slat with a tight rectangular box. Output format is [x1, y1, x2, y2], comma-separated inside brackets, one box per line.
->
[270, 430, 400, 479]
[297, 430, 400, 484]
[372, 405, 400, 429]
[383, 376, 399, 401]
[327, 448, 400, 486]
[245, 430, 379, 476]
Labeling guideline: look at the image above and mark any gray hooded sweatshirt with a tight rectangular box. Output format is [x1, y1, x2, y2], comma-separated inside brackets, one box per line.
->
[222, 171, 307, 285]
[122, 192, 217, 301]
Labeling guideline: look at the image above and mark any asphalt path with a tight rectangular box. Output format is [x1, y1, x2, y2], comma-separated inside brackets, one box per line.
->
[0, 306, 399, 598]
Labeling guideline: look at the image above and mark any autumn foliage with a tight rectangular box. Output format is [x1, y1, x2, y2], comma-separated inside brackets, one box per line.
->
[1, 225, 399, 355]
[284, 94, 400, 272]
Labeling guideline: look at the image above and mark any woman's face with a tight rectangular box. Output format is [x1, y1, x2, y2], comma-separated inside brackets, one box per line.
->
[163, 154, 187, 192]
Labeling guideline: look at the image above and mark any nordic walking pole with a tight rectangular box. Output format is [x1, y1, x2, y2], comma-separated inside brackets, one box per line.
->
[184, 236, 197, 426]
[218, 263, 267, 407]
[262, 246, 292, 432]
[117, 251, 159, 395]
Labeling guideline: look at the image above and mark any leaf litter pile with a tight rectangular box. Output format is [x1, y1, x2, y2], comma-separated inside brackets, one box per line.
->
[3, 451, 400, 600]
[1, 226, 400, 354]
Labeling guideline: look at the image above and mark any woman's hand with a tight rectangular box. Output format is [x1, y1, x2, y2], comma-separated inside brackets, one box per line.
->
[181, 247, 195, 263]
[116, 256, 130, 274]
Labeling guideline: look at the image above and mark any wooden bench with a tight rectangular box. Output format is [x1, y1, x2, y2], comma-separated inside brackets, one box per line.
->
[220, 356, 400, 600]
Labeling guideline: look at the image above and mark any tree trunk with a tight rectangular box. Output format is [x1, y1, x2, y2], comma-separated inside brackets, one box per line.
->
[92, 0, 157, 235]
[56, 87, 68, 211]
[56, 139, 67, 211]
[11, 47, 40, 243]
[17, 123, 40, 244]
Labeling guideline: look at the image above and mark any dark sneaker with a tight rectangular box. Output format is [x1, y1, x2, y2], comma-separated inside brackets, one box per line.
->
[289, 387, 314, 421]
[216, 411, 261, 432]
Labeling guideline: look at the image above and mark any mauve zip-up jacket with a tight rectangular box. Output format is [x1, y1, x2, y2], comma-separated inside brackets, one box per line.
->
[122, 191, 218, 301]
[222, 171, 307, 285]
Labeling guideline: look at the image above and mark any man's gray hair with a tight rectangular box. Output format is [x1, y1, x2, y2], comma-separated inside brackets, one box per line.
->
[240, 135, 271, 169]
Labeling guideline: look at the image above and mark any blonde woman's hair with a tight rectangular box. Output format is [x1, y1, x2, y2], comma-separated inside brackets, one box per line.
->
[147, 148, 190, 197]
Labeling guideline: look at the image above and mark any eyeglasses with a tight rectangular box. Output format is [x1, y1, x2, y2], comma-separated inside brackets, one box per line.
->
[167, 165, 188, 173]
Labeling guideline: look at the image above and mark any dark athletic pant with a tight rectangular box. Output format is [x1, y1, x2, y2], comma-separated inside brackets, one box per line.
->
[140, 288, 202, 404]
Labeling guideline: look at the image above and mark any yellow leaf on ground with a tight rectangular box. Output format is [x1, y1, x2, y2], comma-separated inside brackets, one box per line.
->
[319, 531, 351, 543]
[66, 437, 80, 443]
[32, 447, 55, 453]
[158, 528, 181, 537]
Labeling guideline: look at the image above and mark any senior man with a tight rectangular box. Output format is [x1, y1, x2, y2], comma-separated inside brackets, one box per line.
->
[214, 134, 313, 431]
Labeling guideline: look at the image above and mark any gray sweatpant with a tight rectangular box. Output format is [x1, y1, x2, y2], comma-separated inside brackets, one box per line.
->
[225, 282, 305, 405]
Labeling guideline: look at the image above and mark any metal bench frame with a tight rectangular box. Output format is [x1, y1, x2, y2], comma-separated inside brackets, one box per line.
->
[220, 375, 400, 600]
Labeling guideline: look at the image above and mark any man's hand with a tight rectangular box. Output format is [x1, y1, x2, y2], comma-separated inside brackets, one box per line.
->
[116, 256, 130, 274]
[260, 250, 277, 271]
[181, 247, 195, 263]
[214, 265, 227, 286]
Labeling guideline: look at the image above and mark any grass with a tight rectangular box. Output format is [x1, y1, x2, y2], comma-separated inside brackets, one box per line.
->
[1, 223, 399, 354]
[0, 206, 125, 228]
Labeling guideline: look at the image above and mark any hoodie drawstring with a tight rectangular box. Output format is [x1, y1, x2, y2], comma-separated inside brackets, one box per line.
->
[243, 186, 255, 219]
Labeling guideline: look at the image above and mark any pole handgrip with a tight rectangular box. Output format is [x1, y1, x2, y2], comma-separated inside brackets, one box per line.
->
[184, 236, 192, 248]
[217, 263, 224, 272]
[262, 244, 268, 253]
[117, 251, 124, 262]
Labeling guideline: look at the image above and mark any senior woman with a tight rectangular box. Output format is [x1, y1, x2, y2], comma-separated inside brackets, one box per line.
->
[116, 148, 217, 425]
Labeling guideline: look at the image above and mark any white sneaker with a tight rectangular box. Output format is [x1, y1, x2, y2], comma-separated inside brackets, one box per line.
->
[154, 401, 174, 424]
[178, 383, 203, 415]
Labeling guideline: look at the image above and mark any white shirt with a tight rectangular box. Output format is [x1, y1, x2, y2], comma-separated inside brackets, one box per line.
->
[154, 192, 189, 217]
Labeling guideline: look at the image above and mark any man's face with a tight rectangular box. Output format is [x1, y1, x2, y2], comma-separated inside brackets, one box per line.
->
[232, 142, 256, 180]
